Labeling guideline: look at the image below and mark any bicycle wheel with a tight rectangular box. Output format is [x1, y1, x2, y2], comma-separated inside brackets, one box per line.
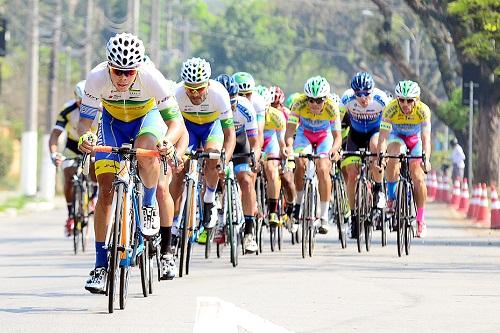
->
[227, 179, 239, 267]
[333, 177, 347, 249]
[380, 209, 388, 247]
[179, 180, 195, 277]
[147, 241, 155, 294]
[119, 266, 130, 309]
[205, 228, 213, 259]
[355, 180, 366, 253]
[278, 223, 283, 251]
[301, 181, 311, 259]
[257, 217, 264, 254]
[186, 236, 193, 275]
[404, 184, 414, 256]
[72, 184, 82, 255]
[108, 185, 124, 314]
[308, 182, 317, 257]
[81, 181, 91, 253]
[396, 181, 405, 257]
[139, 245, 148, 297]
[270, 224, 277, 252]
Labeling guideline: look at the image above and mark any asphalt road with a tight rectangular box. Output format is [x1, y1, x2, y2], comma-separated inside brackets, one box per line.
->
[1, 201, 499, 333]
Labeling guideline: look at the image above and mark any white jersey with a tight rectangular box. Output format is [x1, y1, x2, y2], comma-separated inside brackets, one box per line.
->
[250, 93, 266, 123]
[80, 61, 180, 123]
[175, 79, 233, 127]
[340, 87, 389, 133]
[234, 95, 258, 137]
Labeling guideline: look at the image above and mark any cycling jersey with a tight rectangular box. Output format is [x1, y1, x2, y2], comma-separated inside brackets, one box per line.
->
[55, 100, 99, 148]
[234, 96, 258, 138]
[80, 61, 180, 123]
[380, 99, 431, 136]
[288, 94, 341, 132]
[263, 106, 287, 158]
[251, 93, 266, 124]
[175, 79, 234, 129]
[339, 88, 388, 133]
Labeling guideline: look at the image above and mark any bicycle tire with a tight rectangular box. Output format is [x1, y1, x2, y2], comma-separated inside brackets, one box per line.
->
[205, 228, 213, 259]
[179, 180, 195, 278]
[396, 181, 405, 257]
[72, 185, 82, 255]
[381, 209, 387, 247]
[227, 179, 238, 267]
[119, 266, 130, 309]
[186, 236, 193, 275]
[139, 245, 148, 297]
[404, 184, 413, 255]
[334, 178, 347, 249]
[81, 181, 91, 253]
[108, 184, 124, 314]
[278, 223, 283, 251]
[270, 224, 277, 252]
[257, 217, 264, 254]
[308, 182, 317, 257]
[301, 180, 310, 259]
[147, 241, 154, 294]
[355, 180, 366, 253]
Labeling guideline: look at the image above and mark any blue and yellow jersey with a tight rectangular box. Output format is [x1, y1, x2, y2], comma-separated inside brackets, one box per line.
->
[380, 99, 431, 136]
[288, 94, 341, 132]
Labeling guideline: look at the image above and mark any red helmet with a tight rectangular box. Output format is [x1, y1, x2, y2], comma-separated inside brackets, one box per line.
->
[270, 86, 285, 106]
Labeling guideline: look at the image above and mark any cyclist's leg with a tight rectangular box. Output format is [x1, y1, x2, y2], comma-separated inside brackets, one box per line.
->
[62, 162, 77, 235]
[343, 132, 362, 215]
[263, 131, 281, 225]
[406, 135, 427, 236]
[292, 127, 312, 219]
[386, 135, 405, 208]
[202, 120, 224, 228]
[280, 161, 296, 218]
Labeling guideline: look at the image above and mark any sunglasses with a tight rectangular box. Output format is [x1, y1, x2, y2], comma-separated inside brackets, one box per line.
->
[184, 83, 209, 94]
[109, 66, 138, 77]
[238, 91, 252, 97]
[398, 98, 416, 104]
[354, 90, 372, 97]
[307, 97, 326, 104]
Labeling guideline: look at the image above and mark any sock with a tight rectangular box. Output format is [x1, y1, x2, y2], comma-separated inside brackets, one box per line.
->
[320, 201, 329, 221]
[160, 226, 172, 254]
[285, 202, 294, 217]
[296, 190, 304, 205]
[143, 185, 157, 207]
[417, 208, 424, 223]
[267, 199, 278, 214]
[387, 181, 397, 201]
[67, 203, 74, 218]
[244, 215, 255, 235]
[95, 242, 108, 268]
[204, 185, 217, 203]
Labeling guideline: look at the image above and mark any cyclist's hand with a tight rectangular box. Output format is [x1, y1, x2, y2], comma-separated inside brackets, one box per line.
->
[283, 146, 293, 158]
[78, 131, 97, 153]
[217, 163, 227, 180]
[158, 138, 176, 159]
[421, 159, 431, 173]
[50, 152, 63, 167]
[329, 149, 341, 162]
[251, 161, 261, 173]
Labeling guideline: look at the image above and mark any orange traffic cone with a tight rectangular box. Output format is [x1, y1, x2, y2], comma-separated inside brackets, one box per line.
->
[458, 179, 469, 213]
[475, 183, 490, 224]
[427, 172, 437, 201]
[467, 184, 479, 219]
[450, 178, 461, 208]
[490, 186, 500, 229]
[436, 175, 444, 202]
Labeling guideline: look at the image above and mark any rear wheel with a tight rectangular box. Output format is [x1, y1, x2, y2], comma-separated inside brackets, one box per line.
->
[396, 181, 405, 257]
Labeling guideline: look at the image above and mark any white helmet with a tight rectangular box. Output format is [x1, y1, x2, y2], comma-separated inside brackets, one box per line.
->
[395, 80, 421, 99]
[181, 57, 211, 84]
[304, 76, 330, 98]
[74, 80, 86, 100]
[330, 92, 341, 105]
[106, 33, 145, 69]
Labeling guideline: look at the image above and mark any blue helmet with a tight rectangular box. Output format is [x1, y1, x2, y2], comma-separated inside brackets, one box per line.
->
[215, 74, 239, 96]
[351, 72, 374, 91]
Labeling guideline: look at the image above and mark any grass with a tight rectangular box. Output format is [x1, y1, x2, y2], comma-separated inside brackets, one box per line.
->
[0, 195, 38, 212]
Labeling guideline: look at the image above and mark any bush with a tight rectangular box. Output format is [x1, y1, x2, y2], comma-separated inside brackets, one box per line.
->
[0, 135, 14, 179]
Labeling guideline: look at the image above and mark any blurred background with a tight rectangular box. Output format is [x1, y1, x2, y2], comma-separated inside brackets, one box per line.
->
[0, 0, 498, 204]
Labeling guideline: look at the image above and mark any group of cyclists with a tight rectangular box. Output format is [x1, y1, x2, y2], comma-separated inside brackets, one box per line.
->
[49, 32, 432, 295]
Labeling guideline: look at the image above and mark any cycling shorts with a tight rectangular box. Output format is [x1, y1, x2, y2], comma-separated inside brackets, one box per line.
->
[233, 132, 251, 174]
[341, 128, 379, 168]
[95, 108, 166, 176]
[388, 133, 422, 158]
[293, 127, 332, 157]
[185, 119, 224, 152]
[262, 130, 280, 160]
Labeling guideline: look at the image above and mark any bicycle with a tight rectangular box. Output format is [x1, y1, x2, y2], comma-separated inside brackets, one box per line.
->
[342, 149, 378, 253]
[329, 160, 349, 249]
[382, 151, 427, 257]
[63, 155, 93, 255]
[294, 153, 321, 258]
[255, 161, 268, 255]
[265, 156, 284, 253]
[88, 143, 166, 313]
[175, 149, 222, 277]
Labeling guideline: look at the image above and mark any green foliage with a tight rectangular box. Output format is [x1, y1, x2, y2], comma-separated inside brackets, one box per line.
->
[0, 134, 13, 179]
[435, 88, 468, 130]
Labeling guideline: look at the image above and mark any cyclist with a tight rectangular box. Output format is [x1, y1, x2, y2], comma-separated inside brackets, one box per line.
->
[339, 72, 389, 238]
[170, 58, 236, 243]
[268, 86, 297, 226]
[215, 74, 260, 253]
[78, 33, 181, 293]
[285, 76, 342, 234]
[374, 80, 431, 238]
[49, 80, 98, 236]
[255, 86, 288, 232]
[153, 78, 189, 281]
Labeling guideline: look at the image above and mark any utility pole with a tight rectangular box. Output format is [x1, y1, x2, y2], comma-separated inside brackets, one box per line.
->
[83, 0, 94, 75]
[22, 0, 39, 196]
[465, 81, 479, 187]
[130, 0, 140, 36]
[150, 0, 161, 66]
[40, 0, 62, 200]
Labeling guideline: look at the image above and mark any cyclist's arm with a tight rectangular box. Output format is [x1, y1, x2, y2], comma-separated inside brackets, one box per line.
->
[174, 123, 189, 158]
[421, 106, 432, 161]
[49, 128, 63, 155]
[222, 125, 236, 163]
[163, 117, 185, 144]
[331, 129, 342, 154]
[285, 109, 299, 149]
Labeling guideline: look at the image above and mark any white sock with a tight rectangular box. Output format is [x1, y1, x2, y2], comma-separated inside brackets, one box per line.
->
[320, 201, 329, 221]
[296, 190, 304, 204]
[204, 185, 217, 203]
